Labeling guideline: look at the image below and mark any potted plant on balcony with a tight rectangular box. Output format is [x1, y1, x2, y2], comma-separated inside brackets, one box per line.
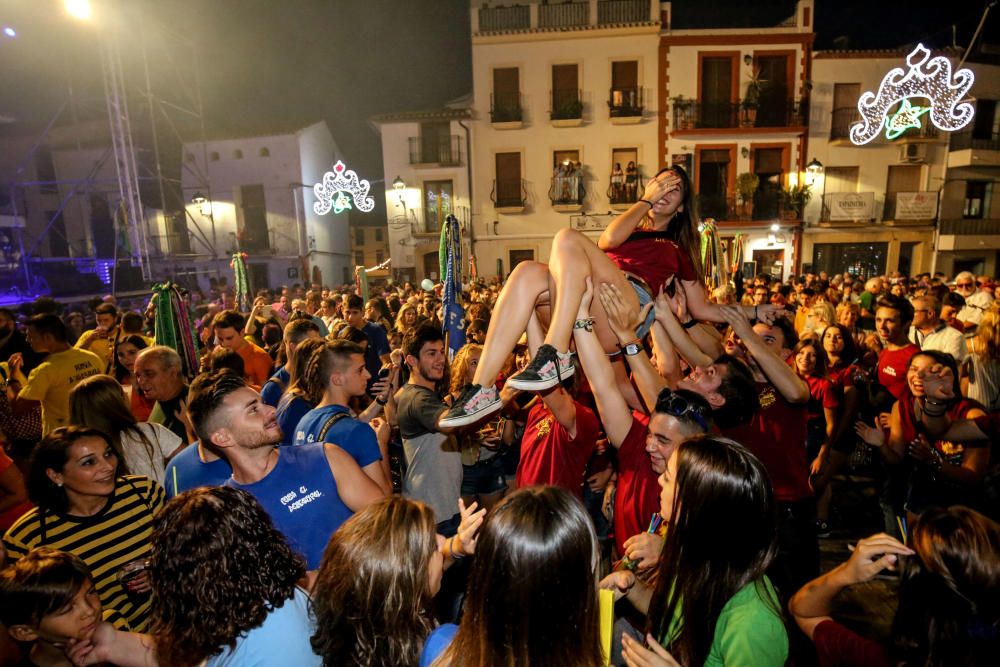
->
[740, 68, 765, 128]
[552, 98, 584, 121]
[735, 172, 759, 219]
[672, 95, 694, 130]
[780, 183, 812, 220]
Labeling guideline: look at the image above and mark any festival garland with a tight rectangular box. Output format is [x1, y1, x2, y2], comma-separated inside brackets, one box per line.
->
[230, 252, 251, 312]
[151, 282, 200, 380]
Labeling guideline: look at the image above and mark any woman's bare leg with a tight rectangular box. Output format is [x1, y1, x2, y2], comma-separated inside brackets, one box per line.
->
[471, 260, 551, 387]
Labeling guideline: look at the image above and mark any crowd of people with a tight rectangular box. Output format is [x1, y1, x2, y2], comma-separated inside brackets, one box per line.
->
[0, 165, 997, 666]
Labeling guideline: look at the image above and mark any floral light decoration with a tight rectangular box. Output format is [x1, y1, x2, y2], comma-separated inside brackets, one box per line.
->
[850, 43, 975, 146]
[313, 160, 375, 215]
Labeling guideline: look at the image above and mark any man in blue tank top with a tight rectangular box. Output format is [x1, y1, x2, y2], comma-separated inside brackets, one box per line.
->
[187, 370, 386, 573]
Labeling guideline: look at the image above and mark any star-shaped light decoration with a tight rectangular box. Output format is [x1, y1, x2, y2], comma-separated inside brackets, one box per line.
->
[884, 99, 931, 140]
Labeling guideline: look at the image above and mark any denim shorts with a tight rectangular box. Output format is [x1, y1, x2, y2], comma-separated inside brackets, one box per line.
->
[461, 454, 508, 496]
[626, 274, 656, 340]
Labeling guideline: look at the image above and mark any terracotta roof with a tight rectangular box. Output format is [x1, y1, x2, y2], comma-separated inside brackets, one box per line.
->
[814, 46, 964, 59]
[370, 108, 473, 123]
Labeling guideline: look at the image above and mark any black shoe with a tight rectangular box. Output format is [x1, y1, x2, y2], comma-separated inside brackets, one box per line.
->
[507, 344, 574, 391]
[438, 383, 502, 428]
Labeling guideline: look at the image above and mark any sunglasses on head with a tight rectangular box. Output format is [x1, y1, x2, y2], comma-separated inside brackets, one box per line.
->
[657, 389, 709, 431]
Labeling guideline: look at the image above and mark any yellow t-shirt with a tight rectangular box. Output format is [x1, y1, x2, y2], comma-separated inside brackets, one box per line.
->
[19, 347, 103, 435]
[74, 328, 114, 368]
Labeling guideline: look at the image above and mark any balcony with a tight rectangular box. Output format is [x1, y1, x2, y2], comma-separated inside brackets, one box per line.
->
[539, 1, 588, 28]
[882, 191, 937, 225]
[609, 87, 643, 123]
[550, 169, 585, 212]
[490, 92, 523, 128]
[673, 100, 803, 132]
[607, 167, 643, 210]
[550, 89, 583, 126]
[938, 218, 1000, 235]
[818, 192, 876, 226]
[407, 135, 462, 166]
[492, 178, 528, 213]
[697, 193, 736, 221]
[948, 129, 1000, 168]
[829, 107, 860, 143]
[475, 0, 654, 35]
[478, 4, 530, 32]
[598, 0, 649, 24]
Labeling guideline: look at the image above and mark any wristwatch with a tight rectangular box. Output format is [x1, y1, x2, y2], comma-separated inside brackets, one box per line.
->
[622, 342, 642, 356]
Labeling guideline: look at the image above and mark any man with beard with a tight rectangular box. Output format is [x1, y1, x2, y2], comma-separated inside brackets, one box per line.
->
[186, 369, 384, 574]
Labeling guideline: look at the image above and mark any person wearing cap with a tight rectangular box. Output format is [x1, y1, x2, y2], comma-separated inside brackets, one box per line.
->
[955, 272, 994, 331]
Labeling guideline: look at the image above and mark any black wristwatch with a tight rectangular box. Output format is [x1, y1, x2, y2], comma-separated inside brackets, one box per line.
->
[622, 342, 642, 356]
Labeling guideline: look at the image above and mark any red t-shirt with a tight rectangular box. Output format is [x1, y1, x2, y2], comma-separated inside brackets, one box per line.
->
[805, 376, 840, 422]
[613, 413, 660, 555]
[813, 619, 890, 667]
[877, 344, 919, 401]
[974, 412, 1000, 437]
[826, 363, 858, 391]
[723, 382, 812, 503]
[603, 232, 697, 293]
[896, 392, 986, 465]
[0, 450, 33, 532]
[517, 400, 600, 498]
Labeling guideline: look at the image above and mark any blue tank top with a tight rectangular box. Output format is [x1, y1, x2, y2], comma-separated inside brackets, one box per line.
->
[226, 444, 351, 569]
[276, 394, 315, 446]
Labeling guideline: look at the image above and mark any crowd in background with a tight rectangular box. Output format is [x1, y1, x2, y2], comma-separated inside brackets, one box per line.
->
[0, 171, 998, 665]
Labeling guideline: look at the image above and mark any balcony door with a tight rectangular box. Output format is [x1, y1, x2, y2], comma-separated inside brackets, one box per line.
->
[420, 122, 450, 164]
[754, 54, 791, 127]
[495, 152, 522, 207]
[237, 184, 269, 252]
[611, 60, 639, 110]
[696, 148, 732, 220]
[831, 83, 860, 139]
[699, 54, 735, 128]
[552, 64, 579, 117]
[751, 147, 786, 219]
[493, 67, 520, 117]
[885, 165, 921, 220]
[424, 180, 453, 233]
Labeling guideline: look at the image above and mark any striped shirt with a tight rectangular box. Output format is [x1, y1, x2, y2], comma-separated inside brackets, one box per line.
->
[2, 476, 165, 632]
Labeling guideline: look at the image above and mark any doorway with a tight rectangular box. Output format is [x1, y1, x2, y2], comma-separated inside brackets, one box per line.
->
[753, 248, 784, 279]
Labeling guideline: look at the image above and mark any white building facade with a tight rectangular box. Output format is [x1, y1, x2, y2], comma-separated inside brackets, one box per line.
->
[468, 0, 662, 277]
[181, 121, 354, 291]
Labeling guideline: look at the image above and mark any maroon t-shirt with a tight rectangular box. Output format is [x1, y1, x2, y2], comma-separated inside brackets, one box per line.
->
[877, 344, 919, 401]
[896, 391, 986, 464]
[603, 231, 697, 293]
[517, 400, 599, 498]
[827, 363, 859, 391]
[612, 413, 660, 555]
[805, 376, 840, 422]
[723, 381, 812, 503]
[813, 620, 890, 667]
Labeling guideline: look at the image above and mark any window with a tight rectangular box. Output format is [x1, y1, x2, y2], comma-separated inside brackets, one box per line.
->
[885, 164, 921, 220]
[551, 150, 582, 205]
[491, 67, 521, 122]
[376, 250, 384, 264]
[36, 146, 57, 194]
[752, 53, 791, 127]
[831, 84, 860, 140]
[551, 64, 581, 119]
[425, 180, 454, 232]
[374, 228, 384, 242]
[964, 181, 991, 219]
[699, 54, 736, 127]
[210, 151, 220, 161]
[354, 251, 365, 266]
[812, 242, 888, 280]
[354, 227, 365, 246]
[237, 184, 269, 251]
[610, 148, 639, 204]
[509, 249, 534, 272]
[697, 148, 733, 219]
[259, 147, 270, 157]
[419, 122, 451, 163]
[821, 166, 860, 221]
[752, 147, 787, 219]
[494, 153, 523, 207]
[611, 60, 640, 113]
[233, 149, 243, 159]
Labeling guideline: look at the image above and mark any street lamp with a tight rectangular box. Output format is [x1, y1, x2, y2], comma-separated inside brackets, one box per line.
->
[805, 158, 824, 185]
[392, 176, 407, 208]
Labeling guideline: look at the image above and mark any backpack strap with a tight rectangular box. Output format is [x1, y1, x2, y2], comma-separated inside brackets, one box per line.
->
[317, 410, 351, 441]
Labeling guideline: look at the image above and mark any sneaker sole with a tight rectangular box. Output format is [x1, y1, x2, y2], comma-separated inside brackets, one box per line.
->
[438, 398, 503, 428]
[506, 365, 575, 391]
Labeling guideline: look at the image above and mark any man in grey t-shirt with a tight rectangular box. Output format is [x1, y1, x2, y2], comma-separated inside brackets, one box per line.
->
[396, 325, 463, 534]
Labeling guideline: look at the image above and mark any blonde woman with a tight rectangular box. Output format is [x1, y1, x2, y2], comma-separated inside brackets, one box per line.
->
[963, 303, 1000, 410]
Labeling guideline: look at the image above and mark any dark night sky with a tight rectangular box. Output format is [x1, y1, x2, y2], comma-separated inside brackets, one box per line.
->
[0, 0, 995, 199]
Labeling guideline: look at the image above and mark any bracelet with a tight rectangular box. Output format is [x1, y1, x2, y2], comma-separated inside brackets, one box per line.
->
[752, 305, 759, 324]
[681, 318, 698, 329]
[375, 395, 388, 406]
[449, 535, 464, 559]
[606, 349, 623, 358]
[574, 318, 595, 332]
[639, 198, 654, 209]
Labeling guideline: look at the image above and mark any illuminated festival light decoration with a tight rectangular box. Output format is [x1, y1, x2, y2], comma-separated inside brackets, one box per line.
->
[850, 43, 975, 146]
[884, 99, 930, 140]
[313, 160, 375, 215]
